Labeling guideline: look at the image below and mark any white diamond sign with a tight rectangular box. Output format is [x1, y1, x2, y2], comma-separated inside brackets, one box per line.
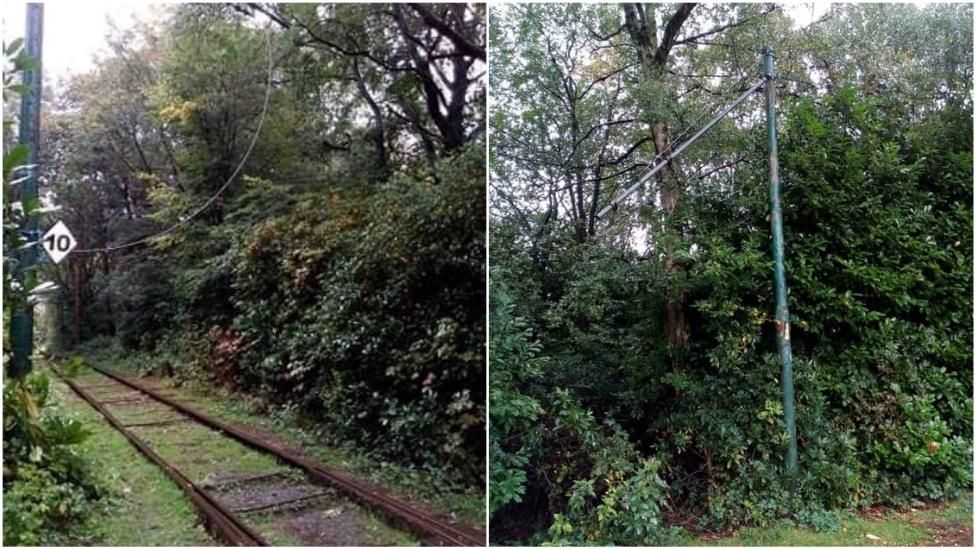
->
[41, 221, 77, 264]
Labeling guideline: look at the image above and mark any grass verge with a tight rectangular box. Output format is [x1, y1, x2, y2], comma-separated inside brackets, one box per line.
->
[698, 492, 973, 546]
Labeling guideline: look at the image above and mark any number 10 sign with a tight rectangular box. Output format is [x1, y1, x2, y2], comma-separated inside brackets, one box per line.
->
[41, 220, 77, 264]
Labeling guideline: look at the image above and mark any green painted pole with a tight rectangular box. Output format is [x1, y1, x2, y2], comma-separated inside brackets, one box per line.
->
[763, 45, 798, 471]
[10, 3, 44, 378]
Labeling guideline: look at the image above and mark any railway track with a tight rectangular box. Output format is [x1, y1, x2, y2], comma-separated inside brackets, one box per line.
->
[53, 366, 485, 547]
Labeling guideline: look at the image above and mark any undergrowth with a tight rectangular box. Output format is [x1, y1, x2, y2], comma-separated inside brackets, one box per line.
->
[2, 370, 102, 545]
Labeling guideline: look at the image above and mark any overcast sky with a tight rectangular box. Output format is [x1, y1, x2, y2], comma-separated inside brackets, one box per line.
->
[3, 1, 157, 83]
[5, 2, 937, 89]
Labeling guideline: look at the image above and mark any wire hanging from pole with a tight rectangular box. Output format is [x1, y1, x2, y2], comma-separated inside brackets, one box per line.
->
[72, 27, 274, 255]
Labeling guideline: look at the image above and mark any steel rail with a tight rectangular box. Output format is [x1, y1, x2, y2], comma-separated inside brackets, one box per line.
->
[596, 76, 767, 218]
[52, 370, 269, 547]
[90, 365, 486, 547]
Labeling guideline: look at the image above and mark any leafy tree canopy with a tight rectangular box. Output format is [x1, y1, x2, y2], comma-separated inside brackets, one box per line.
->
[489, 3, 972, 543]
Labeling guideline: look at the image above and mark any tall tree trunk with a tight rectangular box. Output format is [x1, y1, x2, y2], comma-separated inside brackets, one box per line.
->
[623, 3, 697, 352]
[100, 252, 115, 336]
[652, 122, 689, 349]
[71, 263, 84, 346]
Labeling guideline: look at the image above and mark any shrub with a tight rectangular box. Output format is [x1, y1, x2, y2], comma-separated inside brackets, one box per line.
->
[226, 146, 486, 482]
[3, 373, 100, 545]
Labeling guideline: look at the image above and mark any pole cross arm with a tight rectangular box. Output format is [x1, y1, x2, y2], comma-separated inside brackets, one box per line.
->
[596, 76, 768, 219]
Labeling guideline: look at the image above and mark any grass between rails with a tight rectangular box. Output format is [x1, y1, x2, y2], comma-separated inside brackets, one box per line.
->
[62, 366, 420, 546]
[697, 492, 973, 546]
[47, 368, 216, 546]
[78, 348, 486, 530]
[165, 379, 486, 529]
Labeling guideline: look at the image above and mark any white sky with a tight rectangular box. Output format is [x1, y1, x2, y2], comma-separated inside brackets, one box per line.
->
[3, 2, 935, 85]
[2, 1, 157, 83]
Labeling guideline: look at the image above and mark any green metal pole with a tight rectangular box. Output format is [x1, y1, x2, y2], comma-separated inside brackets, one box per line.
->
[763, 45, 798, 471]
[10, 3, 44, 378]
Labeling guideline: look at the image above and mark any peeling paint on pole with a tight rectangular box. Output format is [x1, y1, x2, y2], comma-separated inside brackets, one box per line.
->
[764, 45, 798, 472]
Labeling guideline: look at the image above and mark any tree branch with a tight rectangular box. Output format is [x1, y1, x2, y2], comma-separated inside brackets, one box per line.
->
[674, 5, 777, 46]
[407, 3, 485, 61]
[656, 3, 697, 64]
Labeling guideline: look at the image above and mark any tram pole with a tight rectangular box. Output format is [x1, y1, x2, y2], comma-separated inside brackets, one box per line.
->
[763, 45, 798, 471]
[10, 3, 44, 378]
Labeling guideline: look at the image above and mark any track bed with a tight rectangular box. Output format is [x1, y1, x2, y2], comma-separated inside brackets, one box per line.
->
[56, 367, 483, 547]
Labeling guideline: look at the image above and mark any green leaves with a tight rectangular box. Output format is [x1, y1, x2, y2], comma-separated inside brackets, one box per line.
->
[228, 147, 486, 482]
[3, 373, 99, 545]
[491, 3, 973, 539]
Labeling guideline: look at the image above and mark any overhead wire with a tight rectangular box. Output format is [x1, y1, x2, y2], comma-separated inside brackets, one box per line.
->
[637, 73, 753, 178]
[597, 75, 767, 218]
[72, 27, 274, 254]
[597, 71, 758, 217]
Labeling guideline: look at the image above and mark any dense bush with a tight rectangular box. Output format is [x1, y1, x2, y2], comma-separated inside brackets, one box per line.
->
[489, 82, 972, 541]
[227, 147, 486, 480]
[491, 269, 680, 545]
[3, 373, 101, 545]
[684, 85, 972, 524]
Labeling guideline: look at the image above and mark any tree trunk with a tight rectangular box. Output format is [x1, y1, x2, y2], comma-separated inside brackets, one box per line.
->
[652, 122, 690, 349]
[72, 263, 84, 346]
[101, 252, 115, 336]
[622, 3, 697, 353]
[351, 57, 391, 180]
[623, 4, 658, 76]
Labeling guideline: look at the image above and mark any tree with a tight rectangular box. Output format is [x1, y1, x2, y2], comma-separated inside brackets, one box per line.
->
[489, 3, 973, 542]
[236, 2, 486, 176]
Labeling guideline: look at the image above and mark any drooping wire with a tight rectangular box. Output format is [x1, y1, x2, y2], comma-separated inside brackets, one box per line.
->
[72, 28, 274, 254]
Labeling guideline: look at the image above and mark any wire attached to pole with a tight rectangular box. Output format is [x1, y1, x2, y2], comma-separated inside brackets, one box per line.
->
[597, 76, 767, 218]
[72, 28, 274, 255]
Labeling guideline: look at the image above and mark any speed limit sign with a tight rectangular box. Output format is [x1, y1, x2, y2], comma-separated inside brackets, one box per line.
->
[41, 221, 77, 264]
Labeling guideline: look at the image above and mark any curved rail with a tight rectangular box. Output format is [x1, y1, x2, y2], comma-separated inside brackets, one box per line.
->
[53, 369, 268, 546]
[88, 365, 485, 547]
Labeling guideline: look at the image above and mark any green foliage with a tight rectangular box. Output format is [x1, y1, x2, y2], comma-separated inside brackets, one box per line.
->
[226, 146, 486, 481]
[3, 464, 97, 546]
[3, 373, 100, 545]
[490, 3, 972, 542]
[547, 458, 684, 546]
[488, 275, 543, 514]
[490, 262, 681, 544]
